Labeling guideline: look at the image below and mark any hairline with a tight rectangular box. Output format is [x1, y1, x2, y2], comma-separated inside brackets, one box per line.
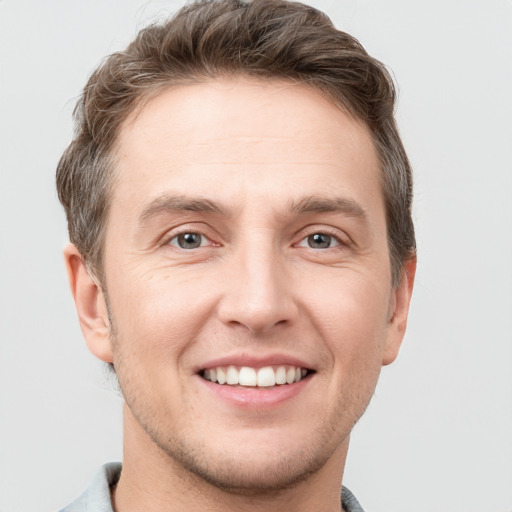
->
[90, 74, 406, 287]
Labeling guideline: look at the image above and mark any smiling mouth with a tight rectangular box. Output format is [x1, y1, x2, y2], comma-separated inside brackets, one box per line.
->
[200, 365, 314, 388]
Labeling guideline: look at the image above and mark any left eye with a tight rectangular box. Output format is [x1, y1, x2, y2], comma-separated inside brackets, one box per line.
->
[299, 233, 341, 249]
[168, 232, 208, 249]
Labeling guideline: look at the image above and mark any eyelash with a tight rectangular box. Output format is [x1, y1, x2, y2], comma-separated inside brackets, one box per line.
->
[162, 228, 215, 250]
[162, 227, 348, 251]
[297, 226, 350, 249]
[296, 232, 343, 250]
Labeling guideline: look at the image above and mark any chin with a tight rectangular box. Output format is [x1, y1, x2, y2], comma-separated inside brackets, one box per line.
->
[161, 437, 333, 496]
[135, 406, 352, 497]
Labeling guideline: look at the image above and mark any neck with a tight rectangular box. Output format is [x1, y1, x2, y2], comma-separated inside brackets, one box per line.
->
[113, 404, 349, 512]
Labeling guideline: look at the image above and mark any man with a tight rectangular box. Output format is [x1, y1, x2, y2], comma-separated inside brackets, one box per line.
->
[56, 0, 416, 510]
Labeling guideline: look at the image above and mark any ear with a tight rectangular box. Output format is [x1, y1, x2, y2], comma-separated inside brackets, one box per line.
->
[382, 256, 417, 366]
[64, 244, 113, 363]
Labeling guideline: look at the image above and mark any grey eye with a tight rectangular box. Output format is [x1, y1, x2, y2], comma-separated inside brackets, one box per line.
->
[172, 232, 204, 249]
[307, 233, 334, 249]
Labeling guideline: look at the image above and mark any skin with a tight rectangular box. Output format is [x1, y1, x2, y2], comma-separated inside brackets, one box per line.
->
[65, 78, 415, 512]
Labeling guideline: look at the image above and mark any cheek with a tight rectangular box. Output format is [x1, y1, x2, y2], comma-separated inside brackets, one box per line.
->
[302, 272, 391, 365]
[108, 268, 218, 363]
[107, 270, 216, 418]
[297, 272, 392, 429]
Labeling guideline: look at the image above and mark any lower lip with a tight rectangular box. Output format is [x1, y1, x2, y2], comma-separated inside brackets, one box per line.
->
[198, 375, 312, 407]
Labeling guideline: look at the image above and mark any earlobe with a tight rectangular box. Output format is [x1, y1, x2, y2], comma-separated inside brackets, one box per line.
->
[64, 244, 114, 363]
[382, 256, 417, 366]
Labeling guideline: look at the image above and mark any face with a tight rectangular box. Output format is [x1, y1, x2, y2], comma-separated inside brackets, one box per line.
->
[68, 78, 414, 493]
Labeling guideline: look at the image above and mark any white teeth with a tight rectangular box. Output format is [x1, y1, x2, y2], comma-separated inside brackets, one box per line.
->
[239, 367, 257, 386]
[216, 367, 226, 385]
[226, 365, 239, 385]
[257, 366, 276, 387]
[286, 367, 296, 384]
[275, 366, 287, 385]
[203, 365, 310, 387]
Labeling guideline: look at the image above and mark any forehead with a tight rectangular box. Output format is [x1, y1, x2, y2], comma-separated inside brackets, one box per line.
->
[112, 78, 383, 221]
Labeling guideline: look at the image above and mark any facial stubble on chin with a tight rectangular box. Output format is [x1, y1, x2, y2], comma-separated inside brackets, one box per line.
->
[120, 387, 353, 497]
[102, 292, 369, 497]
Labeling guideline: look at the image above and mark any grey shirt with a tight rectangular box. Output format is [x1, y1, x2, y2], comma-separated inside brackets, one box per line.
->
[59, 463, 365, 512]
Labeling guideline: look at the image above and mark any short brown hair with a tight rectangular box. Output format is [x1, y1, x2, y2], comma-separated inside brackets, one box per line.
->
[56, 0, 416, 285]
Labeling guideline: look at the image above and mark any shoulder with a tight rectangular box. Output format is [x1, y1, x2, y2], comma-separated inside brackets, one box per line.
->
[58, 463, 121, 512]
[342, 486, 366, 512]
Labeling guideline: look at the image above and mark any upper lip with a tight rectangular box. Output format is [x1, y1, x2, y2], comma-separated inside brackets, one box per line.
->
[197, 353, 315, 372]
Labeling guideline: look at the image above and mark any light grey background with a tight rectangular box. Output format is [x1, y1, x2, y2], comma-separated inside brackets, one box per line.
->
[1, 1, 511, 511]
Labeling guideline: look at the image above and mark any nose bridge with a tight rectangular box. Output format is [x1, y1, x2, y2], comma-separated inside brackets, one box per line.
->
[218, 228, 296, 333]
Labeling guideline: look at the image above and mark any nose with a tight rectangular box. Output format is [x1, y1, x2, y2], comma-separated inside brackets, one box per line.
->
[216, 237, 299, 334]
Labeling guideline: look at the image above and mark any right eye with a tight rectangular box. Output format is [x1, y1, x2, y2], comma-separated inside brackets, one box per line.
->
[168, 232, 209, 250]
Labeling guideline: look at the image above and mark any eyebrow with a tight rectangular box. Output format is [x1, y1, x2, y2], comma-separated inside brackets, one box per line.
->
[289, 195, 368, 220]
[138, 194, 229, 225]
[138, 193, 368, 225]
